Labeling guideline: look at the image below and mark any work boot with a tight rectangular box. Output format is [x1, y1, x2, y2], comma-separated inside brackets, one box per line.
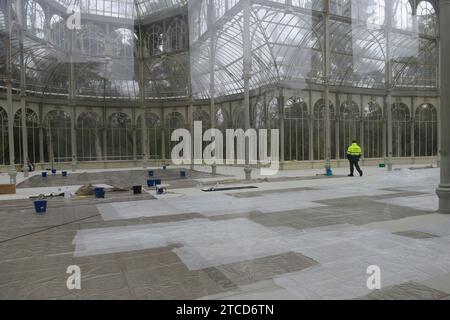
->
[348, 174, 354, 177]
[359, 171, 363, 176]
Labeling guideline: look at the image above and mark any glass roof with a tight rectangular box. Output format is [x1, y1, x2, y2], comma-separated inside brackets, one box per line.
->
[0, 0, 439, 100]
[53, 0, 188, 19]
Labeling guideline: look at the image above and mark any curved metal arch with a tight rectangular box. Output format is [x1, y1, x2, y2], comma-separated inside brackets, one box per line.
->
[136, 112, 161, 128]
[77, 111, 103, 127]
[415, 102, 437, 121]
[107, 111, 131, 128]
[43, 109, 72, 125]
[14, 108, 39, 126]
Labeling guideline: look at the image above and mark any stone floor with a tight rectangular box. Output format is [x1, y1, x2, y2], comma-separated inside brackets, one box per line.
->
[1, 165, 450, 300]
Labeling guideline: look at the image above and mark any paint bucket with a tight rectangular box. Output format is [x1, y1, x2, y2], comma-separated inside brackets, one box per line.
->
[155, 179, 161, 185]
[132, 185, 142, 194]
[51, 169, 56, 175]
[41, 172, 47, 178]
[34, 200, 47, 214]
[94, 187, 105, 198]
[180, 170, 186, 178]
[326, 168, 333, 176]
[147, 179, 155, 187]
[62, 171, 68, 177]
[148, 170, 154, 177]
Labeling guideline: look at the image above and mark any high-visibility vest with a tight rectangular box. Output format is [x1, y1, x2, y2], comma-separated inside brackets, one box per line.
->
[347, 143, 362, 156]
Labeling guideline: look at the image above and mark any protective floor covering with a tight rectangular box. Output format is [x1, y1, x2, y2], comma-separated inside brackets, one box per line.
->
[73, 215, 450, 299]
[375, 194, 438, 212]
[16, 169, 219, 189]
[3, 167, 450, 299]
[96, 185, 398, 221]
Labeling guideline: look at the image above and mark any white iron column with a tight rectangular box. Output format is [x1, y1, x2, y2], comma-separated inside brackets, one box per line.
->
[5, 0, 15, 176]
[18, 0, 28, 177]
[69, 28, 77, 171]
[385, 0, 393, 171]
[243, 0, 252, 180]
[323, 0, 331, 171]
[436, 0, 450, 213]
[208, 0, 217, 175]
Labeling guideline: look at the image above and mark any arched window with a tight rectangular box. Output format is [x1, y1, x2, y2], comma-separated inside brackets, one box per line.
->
[166, 18, 187, 52]
[165, 112, 185, 159]
[14, 108, 39, 164]
[106, 112, 132, 160]
[215, 107, 230, 131]
[193, 110, 211, 128]
[232, 106, 246, 129]
[414, 103, 437, 156]
[339, 100, 360, 158]
[330, 0, 351, 17]
[137, 112, 161, 159]
[267, 97, 279, 129]
[417, 1, 436, 36]
[284, 97, 309, 160]
[253, 102, 265, 129]
[0, 107, 9, 165]
[77, 112, 103, 161]
[25, 0, 45, 39]
[50, 15, 65, 48]
[392, 103, 411, 157]
[148, 25, 164, 56]
[193, 109, 211, 151]
[393, 0, 413, 30]
[44, 110, 72, 163]
[313, 99, 336, 160]
[363, 101, 383, 158]
[110, 28, 134, 57]
[76, 24, 105, 56]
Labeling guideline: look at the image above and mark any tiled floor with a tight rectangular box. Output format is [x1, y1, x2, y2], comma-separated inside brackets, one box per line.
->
[1, 166, 450, 299]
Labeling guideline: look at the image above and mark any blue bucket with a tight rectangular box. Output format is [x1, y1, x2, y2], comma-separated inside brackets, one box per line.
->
[62, 171, 68, 177]
[155, 179, 161, 185]
[180, 170, 186, 178]
[51, 169, 56, 175]
[148, 170, 154, 177]
[94, 187, 105, 198]
[326, 168, 333, 176]
[162, 165, 166, 170]
[34, 200, 47, 214]
[41, 172, 47, 178]
[147, 179, 155, 187]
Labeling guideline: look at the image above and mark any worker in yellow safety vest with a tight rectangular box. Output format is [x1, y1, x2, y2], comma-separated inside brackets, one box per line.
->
[347, 140, 363, 177]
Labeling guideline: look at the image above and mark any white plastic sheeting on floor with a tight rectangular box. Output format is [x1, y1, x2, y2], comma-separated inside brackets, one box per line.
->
[375, 194, 438, 212]
[96, 186, 397, 221]
[73, 216, 450, 299]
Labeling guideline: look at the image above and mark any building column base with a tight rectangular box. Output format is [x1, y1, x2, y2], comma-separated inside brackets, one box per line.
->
[436, 184, 450, 214]
[8, 167, 17, 185]
[71, 157, 77, 172]
[244, 165, 252, 181]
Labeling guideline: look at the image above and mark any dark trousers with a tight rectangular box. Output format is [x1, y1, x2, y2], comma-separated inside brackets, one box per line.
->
[348, 156, 362, 176]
